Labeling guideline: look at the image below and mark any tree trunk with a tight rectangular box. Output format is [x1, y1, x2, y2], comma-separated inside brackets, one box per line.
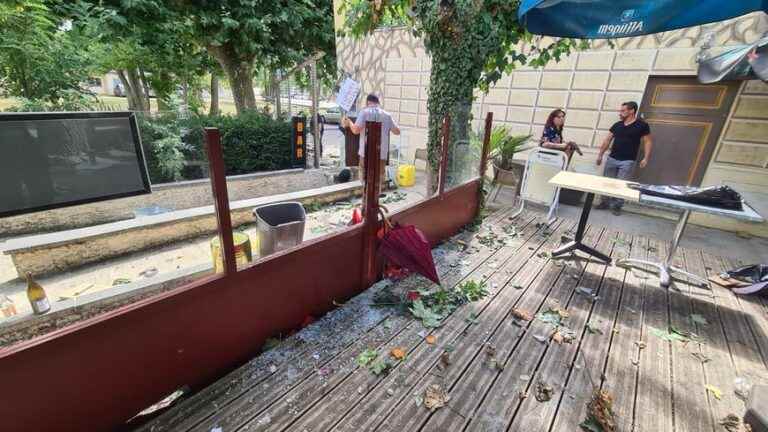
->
[272, 71, 282, 119]
[117, 69, 139, 111]
[139, 68, 152, 111]
[209, 75, 220, 116]
[123, 68, 150, 112]
[207, 44, 256, 114]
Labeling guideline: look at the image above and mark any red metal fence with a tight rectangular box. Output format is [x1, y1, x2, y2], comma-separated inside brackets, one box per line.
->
[0, 113, 493, 432]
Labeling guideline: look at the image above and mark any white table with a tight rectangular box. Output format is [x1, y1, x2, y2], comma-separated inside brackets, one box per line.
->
[549, 171, 765, 287]
[549, 172, 639, 264]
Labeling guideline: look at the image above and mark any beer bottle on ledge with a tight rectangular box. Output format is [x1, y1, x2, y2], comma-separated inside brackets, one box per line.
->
[26, 273, 51, 315]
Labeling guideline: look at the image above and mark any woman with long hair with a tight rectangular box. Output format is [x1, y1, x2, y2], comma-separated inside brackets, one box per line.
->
[541, 109, 581, 160]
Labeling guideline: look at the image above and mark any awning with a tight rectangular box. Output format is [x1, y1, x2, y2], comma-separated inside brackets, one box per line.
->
[698, 36, 768, 83]
[518, 0, 768, 39]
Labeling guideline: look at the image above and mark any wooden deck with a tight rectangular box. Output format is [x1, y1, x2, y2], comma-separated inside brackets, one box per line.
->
[139, 206, 768, 432]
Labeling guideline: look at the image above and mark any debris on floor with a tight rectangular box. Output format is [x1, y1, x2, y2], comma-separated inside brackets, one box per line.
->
[390, 348, 406, 360]
[551, 327, 576, 344]
[650, 327, 696, 343]
[689, 313, 709, 326]
[512, 308, 533, 322]
[718, 414, 742, 432]
[440, 351, 451, 369]
[691, 352, 711, 364]
[424, 383, 450, 411]
[356, 349, 378, 367]
[407, 280, 489, 328]
[485, 345, 504, 371]
[425, 335, 437, 344]
[369, 358, 393, 376]
[534, 380, 554, 402]
[139, 267, 158, 278]
[706, 384, 723, 400]
[580, 389, 616, 432]
[586, 323, 604, 335]
[537, 306, 570, 326]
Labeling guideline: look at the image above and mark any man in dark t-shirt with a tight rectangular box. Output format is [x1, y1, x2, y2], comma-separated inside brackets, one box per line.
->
[596, 101, 653, 215]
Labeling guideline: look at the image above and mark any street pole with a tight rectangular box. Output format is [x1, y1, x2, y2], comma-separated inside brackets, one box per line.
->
[310, 59, 320, 169]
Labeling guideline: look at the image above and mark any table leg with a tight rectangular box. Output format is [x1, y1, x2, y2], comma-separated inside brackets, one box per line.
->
[552, 192, 611, 263]
[617, 209, 708, 287]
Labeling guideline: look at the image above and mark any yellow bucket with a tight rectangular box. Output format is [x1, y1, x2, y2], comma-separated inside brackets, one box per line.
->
[210, 232, 255, 273]
[397, 164, 416, 187]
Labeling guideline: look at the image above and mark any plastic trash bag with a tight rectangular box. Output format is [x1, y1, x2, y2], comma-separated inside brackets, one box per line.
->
[628, 183, 743, 210]
[725, 264, 768, 295]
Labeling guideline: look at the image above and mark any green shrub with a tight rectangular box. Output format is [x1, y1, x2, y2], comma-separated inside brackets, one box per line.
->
[138, 109, 294, 184]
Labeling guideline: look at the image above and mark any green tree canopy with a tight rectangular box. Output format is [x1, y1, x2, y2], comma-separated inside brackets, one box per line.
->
[0, 0, 97, 103]
[98, 0, 337, 114]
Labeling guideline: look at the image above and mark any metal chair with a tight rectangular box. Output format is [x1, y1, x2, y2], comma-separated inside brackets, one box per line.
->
[509, 148, 569, 225]
[413, 148, 428, 168]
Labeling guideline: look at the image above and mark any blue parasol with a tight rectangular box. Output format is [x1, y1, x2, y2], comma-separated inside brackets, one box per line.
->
[518, 0, 768, 39]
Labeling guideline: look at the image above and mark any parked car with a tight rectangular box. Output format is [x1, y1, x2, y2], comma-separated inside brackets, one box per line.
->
[323, 106, 342, 124]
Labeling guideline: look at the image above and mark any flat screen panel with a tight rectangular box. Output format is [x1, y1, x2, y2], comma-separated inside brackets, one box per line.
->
[0, 112, 150, 217]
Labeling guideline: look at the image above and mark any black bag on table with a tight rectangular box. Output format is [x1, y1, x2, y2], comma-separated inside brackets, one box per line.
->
[627, 184, 743, 211]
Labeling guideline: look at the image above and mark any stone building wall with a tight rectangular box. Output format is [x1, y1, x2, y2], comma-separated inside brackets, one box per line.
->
[335, 9, 768, 236]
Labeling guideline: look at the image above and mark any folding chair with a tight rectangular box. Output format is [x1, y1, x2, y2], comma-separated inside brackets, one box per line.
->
[413, 148, 428, 168]
[509, 148, 568, 225]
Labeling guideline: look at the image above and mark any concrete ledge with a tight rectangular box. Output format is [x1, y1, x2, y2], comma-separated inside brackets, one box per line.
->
[2, 181, 362, 275]
[151, 168, 305, 191]
[0, 264, 211, 348]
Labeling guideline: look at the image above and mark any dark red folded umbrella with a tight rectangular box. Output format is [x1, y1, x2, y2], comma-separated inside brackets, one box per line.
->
[379, 224, 440, 285]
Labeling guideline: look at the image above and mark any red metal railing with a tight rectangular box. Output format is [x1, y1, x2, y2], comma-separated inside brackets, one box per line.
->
[0, 112, 494, 432]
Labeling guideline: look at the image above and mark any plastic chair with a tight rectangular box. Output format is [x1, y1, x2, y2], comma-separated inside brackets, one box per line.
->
[509, 148, 568, 225]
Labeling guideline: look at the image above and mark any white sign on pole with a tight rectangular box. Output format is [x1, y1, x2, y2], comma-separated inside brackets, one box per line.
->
[336, 77, 361, 112]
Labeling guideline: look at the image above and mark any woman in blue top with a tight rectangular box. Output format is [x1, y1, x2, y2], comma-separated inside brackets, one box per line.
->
[540, 109, 582, 161]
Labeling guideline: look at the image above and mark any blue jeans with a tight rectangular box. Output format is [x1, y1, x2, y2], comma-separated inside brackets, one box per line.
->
[602, 157, 635, 209]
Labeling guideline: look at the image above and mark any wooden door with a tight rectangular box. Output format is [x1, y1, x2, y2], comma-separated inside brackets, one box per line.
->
[636, 77, 740, 186]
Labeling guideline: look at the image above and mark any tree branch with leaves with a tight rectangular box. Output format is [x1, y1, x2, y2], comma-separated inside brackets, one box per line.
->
[340, 0, 586, 192]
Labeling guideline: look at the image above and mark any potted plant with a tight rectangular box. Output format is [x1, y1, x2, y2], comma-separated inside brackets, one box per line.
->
[488, 127, 533, 189]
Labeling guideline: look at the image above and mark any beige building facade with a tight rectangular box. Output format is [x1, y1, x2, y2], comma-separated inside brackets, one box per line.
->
[335, 8, 768, 237]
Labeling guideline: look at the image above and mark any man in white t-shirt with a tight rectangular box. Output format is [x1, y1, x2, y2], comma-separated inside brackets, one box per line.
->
[344, 94, 400, 189]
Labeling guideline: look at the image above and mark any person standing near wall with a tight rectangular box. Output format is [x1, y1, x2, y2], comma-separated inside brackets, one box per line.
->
[343, 94, 400, 190]
[596, 101, 653, 215]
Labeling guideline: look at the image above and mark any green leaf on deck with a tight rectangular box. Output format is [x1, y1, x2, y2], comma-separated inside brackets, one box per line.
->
[586, 324, 604, 335]
[410, 299, 444, 328]
[689, 314, 709, 326]
[705, 384, 723, 400]
[650, 328, 689, 343]
[369, 358, 392, 376]
[580, 417, 603, 432]
[356, 349, 378, 367]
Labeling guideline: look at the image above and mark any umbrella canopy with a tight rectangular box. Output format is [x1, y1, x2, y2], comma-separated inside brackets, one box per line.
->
[518, 0, 768, 39]
[698, 36, 768, 83]
[379, 224, 441, 285]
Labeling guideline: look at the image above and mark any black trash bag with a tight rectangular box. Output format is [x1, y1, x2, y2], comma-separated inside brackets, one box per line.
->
[726, 264, 768, 284]
[627, 183, 743, 211]
[725, 264, 768, 296]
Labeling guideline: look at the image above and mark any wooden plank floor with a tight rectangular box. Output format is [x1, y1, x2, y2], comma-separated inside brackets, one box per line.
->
[139, 207, 768, 432]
